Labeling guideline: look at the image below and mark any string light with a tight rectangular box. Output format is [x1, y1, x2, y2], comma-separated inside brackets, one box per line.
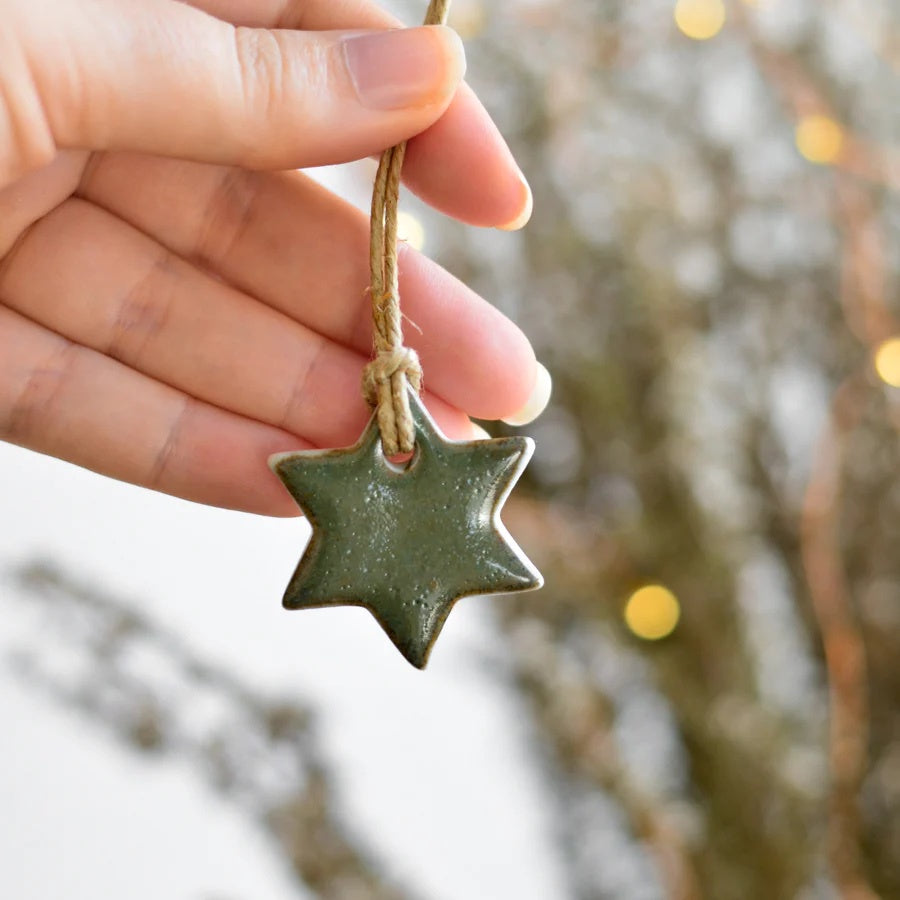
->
[624, 585, 681, 641]
[795, 114, 845, 165]
[397, 211, 426, 252]
[875, 338, 900, 387]
[674, 0, 726, 41]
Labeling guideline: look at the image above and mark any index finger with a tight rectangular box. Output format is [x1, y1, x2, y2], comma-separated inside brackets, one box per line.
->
[189, 0, 532, 230]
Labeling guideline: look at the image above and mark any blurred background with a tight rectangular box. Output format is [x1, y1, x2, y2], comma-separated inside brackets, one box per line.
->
[2, 0, 900, 897]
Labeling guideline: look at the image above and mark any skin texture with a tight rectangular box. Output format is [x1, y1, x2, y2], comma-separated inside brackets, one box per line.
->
[0, 0, 537, 516]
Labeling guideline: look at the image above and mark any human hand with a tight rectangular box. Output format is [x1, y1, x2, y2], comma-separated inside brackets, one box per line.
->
[0, 0, 547, 516]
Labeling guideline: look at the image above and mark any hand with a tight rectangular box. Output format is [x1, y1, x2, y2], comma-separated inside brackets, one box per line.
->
[0, 0, 546, 516]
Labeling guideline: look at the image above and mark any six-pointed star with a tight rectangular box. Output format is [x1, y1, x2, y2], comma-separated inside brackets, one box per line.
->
[270, 391, 543, 668]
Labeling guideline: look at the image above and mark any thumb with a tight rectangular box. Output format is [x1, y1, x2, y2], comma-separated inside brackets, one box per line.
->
[6, 0, 465, 175]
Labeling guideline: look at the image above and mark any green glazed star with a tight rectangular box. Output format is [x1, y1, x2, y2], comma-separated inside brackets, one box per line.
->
[269, 390, 543, 668]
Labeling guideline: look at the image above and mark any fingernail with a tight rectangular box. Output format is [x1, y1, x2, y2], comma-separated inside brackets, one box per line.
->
[502, 362, 552, 426]
[343, 26, 466, 111]
[498, 171, 533, 231]
[470, 423, 492, 441]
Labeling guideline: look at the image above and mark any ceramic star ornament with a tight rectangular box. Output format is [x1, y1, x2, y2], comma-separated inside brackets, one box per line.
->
[270, 390, 543, 669]
[269, 0, 542, 669]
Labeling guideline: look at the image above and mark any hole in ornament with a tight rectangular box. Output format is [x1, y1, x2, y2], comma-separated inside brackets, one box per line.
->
[382, 443, 419, 474]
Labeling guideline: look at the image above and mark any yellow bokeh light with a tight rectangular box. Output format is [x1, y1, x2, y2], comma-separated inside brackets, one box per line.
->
[674, 0, 726, 41]
[875, 338, 900, 387]
[795, 114, 845, 165]
[397, 211, 426, 252]
[624, 585, 681, 641]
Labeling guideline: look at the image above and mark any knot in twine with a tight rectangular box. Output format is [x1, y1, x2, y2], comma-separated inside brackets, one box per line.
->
[362, 347, 423, 457]
[362, 0, 451, 457]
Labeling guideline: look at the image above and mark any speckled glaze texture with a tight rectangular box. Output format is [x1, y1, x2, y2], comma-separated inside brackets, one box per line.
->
[270, 390, 543, 669]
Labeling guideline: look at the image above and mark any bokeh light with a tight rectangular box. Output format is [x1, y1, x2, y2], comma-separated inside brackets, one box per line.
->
[875, 338, 900, 387]
[624, 585, 682, 641]
[795, 114, 845, 164]
[397, 211, 426, 252]
[449, 0, 487, 39]
[674, 0, 726, 41]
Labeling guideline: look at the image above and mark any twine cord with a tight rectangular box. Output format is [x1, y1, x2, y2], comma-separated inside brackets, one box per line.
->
[363, 0, 452, 457]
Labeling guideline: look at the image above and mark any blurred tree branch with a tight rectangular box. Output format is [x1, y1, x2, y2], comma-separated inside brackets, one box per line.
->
[7, 561, 416, 900]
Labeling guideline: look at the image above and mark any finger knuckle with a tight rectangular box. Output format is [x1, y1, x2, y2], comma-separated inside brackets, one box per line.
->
[106, 252, 176, 365]
[2, 340, 78, 445]
[146, 396, 193, 491]
[230, 27, 334, 166]
[0, 38, 56, 186]
[194, 168, 262, 268]
[233, 27, 288, 121]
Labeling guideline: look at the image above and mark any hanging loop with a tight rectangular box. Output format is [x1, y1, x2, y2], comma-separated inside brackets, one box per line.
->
[363, 0, 453, 456]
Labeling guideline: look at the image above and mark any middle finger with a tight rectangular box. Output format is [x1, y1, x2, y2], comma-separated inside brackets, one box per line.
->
[77, 153, 538, 421]
[0, 197, 474, 448]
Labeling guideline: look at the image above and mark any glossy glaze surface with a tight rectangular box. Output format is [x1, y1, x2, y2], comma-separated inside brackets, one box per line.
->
[271, 391, 542, 668]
